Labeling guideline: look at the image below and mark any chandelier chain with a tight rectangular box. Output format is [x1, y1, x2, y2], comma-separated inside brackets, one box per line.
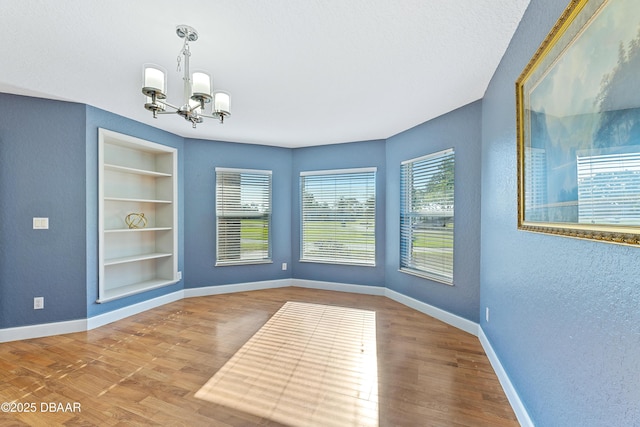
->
[177, 36, 191, 72]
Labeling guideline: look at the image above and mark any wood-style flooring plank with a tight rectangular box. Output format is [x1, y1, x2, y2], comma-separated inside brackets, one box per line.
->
[0, 287, 517, 426]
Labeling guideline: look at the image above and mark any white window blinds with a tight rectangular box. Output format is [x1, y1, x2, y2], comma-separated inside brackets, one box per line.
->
[300, 168, 376, 265]
[216, 168, 272, 265]
[400, 149, 454, 284]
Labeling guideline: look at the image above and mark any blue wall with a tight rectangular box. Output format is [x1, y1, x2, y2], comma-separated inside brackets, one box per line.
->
[386, 101, 482, 322]
[291, 140, 386, 287]
[85, 106, 185, 317]
[0, 94, 481, 328]
[184, 139, 292, 287]
[481, 0, 640, 425]
[0, 93, 88, 327]
[0, 95, 186, 326]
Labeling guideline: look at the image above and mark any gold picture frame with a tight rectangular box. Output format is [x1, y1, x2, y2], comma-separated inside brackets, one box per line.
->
[516, 0, 640, 246]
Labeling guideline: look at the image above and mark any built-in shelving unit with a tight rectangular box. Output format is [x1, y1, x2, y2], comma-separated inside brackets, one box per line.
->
[98, 128, 178, 303]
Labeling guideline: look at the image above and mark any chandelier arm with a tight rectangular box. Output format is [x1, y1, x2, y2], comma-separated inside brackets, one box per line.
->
[186, 100, 207, 114]
[197, 111, 229, 124]
[154, 99, 181, 112]
[197, 112, 220, 119]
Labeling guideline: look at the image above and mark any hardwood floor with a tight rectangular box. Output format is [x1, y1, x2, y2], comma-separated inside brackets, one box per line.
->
[0, 287, 518, 426]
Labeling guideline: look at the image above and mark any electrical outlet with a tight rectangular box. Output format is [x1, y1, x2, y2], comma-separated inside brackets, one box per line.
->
[34, 297, 44, 310]
[282, 262, 287, 271]
[177, 271, 182, 280]
[485, 307, 490, 322]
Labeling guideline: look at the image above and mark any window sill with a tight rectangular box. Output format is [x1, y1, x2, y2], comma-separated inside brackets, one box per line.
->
[299, 259, 376, 267]
[215, 260, 273, 267]
[398, 268, 453, 286]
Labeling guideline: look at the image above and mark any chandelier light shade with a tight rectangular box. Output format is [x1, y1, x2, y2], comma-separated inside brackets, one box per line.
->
[143, 66, 166, 95]
[191, 71, 212, 98]
[142, 25, 230, 127]
[214, 91, 231, 116]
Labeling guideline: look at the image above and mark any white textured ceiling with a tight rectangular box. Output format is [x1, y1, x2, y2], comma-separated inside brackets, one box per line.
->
[0, 0, 529, 148]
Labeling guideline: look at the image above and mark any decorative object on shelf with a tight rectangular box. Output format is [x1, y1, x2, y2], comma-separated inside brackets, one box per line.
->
[516, 0, 640, 247]
[142, 25, 231, 128]
[125, 212, 148, 229]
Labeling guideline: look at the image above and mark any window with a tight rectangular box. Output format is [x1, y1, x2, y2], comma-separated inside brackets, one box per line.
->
[300, 168, 376, 265]
[216, 168, 272, 265]
[400, 149, 455, 284]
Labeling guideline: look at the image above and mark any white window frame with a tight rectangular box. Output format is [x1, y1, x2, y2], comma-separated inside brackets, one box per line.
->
[300, 167, 376, 266]
[215, 167, 272, 266]
[400, 149, 455, 285]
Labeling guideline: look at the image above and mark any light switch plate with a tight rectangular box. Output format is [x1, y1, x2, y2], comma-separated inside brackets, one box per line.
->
[33, 217, 49, 229]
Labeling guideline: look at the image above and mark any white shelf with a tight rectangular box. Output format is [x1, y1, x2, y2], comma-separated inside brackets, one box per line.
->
[98, 128, 178, 303]
[104, 163, 172, 177]
[104, 197, 172, 204]
[97, 279, 179, 303]
[104, 227, 172, 233]
[104, 252, 173, 266]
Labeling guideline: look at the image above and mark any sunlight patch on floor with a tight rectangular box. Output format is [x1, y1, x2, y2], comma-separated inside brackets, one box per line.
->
[195, 301, 378, 426]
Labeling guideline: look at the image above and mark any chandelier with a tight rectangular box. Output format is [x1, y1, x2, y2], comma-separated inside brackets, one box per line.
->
[142, 25, 230, 128]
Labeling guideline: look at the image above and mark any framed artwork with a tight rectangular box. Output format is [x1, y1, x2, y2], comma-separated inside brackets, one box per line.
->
[516, 0, 640, 246]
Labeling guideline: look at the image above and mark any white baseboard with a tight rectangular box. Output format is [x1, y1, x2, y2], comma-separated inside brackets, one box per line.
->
[293, 279, 386, 296]
[87, 290, 185, 330]
[0, 279, 471, 343]
[479, 328, 533, 427]
[292, 281, 478, 340]
[0, 318, 87, 343]
[385, 288, 479, 336]
[183, 279, 293, 298]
